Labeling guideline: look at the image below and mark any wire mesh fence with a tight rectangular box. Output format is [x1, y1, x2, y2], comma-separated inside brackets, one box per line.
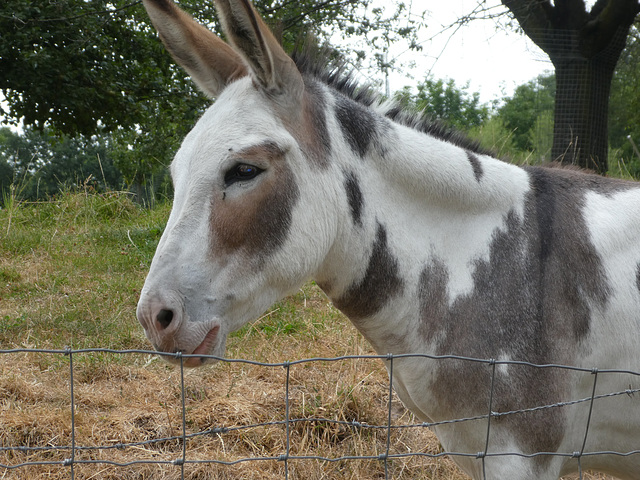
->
[1, 347, 640, 479]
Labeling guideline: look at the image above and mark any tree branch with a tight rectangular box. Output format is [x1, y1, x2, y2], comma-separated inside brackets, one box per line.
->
[501, 0, 555, 49]
[279, 0, 358, 31]
[582, 0, 640, 55]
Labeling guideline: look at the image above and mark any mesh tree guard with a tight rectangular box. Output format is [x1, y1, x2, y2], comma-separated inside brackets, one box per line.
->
[502, 0, 640, 174]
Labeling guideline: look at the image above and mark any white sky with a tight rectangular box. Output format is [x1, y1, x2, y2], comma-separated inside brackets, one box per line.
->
[371, 0, 556, 104]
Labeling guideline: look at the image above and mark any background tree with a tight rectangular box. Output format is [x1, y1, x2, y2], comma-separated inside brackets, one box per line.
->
[0, 0, 423, 135]
[1, 0, 423, 199]
[501, 0, 640, 174]
[395, 78, 489, 131]
[609, 21, 640, 175]
[0, 127, 123, 203]
[0, 128, 19, 198]
[497, 74, 555, 153]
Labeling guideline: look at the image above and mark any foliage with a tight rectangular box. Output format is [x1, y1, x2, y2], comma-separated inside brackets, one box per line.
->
[501, 0, 640, 173]
[394, 77, 489, 131]
[0, 0, 424, 193]
[496, 73, 555, 154]
[0, 0, 191, 135]
[0, 126, 124, 204]
[0, 0, 212, 188]
[609, 23, 640, 176]
[468, 117, 522, 161]
[0, 0, 423, 136]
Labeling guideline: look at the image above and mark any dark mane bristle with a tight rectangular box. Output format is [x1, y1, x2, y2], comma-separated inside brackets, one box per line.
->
[291, 48, 377, 108]
[291, 49, 494, 158]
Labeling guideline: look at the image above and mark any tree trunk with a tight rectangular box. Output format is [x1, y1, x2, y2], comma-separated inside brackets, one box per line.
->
[549, 28, 627, 173]
[501, 0, 640, 175]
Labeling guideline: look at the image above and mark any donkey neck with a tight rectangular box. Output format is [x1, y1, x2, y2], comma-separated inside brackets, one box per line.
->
[314, 97, 532, 354]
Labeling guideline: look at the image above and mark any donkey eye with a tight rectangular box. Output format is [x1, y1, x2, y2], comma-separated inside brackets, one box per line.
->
[224, 163, 264, 186]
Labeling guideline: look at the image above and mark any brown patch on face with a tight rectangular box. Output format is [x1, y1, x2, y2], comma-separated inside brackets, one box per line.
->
[281, 77, 331, 169]
[209, 141, 299, 264]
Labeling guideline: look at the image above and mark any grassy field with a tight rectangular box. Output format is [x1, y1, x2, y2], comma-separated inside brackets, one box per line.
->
[0, 191, 611, 479]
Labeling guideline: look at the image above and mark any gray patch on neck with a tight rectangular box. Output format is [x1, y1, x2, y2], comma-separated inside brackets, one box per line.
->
[418, 211, 567, 462]
[343, 170, 364, 227]
[417, 166, 613, 461]
[525, 167, 611, 325]
[334, 222, 404, 319]
[334, 93, 378, 158]
[466, 150, 483, 182]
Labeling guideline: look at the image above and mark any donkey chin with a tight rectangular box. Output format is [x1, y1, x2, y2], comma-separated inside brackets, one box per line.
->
[146, 321, 228, 368]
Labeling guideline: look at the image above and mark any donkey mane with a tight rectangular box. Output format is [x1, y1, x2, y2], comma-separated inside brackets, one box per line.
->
[291, 48, 495, 158]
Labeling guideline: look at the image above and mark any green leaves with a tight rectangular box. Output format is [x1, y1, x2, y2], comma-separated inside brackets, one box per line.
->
[1, 0, 423, 137]
[1, 0, 424, 195]
[1, 0, 174, 134]
[497, 74, 555, 153]
[395, 78, 489, 131]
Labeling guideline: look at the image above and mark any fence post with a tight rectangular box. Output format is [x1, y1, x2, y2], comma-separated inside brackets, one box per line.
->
[575, 369, 599, 480]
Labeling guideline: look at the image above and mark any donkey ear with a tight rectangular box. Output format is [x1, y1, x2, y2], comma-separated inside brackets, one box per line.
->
[213, 0, 303, 97]
[142, 0, 247, 97]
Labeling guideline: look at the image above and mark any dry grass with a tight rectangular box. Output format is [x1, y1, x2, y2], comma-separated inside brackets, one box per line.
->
[0, 192, 617, 479]
[1, 287, 461, 479]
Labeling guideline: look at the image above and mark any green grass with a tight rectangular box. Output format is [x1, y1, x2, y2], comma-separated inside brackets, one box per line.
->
[0, 190, 168, 352]
[0, 190, 344, 357]
[0, 188, 364, 382]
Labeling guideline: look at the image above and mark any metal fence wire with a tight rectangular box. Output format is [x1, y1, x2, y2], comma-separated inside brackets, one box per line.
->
[1, 348, 640, 479]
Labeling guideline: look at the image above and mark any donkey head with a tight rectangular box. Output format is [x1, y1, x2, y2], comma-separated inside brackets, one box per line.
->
[136, 0, 339, 366]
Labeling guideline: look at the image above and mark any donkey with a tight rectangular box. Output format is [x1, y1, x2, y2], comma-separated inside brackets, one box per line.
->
[136, 0, 640, 478]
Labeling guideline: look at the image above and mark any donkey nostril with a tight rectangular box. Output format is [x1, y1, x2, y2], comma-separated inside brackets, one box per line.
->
[156, 309, 174, 330]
